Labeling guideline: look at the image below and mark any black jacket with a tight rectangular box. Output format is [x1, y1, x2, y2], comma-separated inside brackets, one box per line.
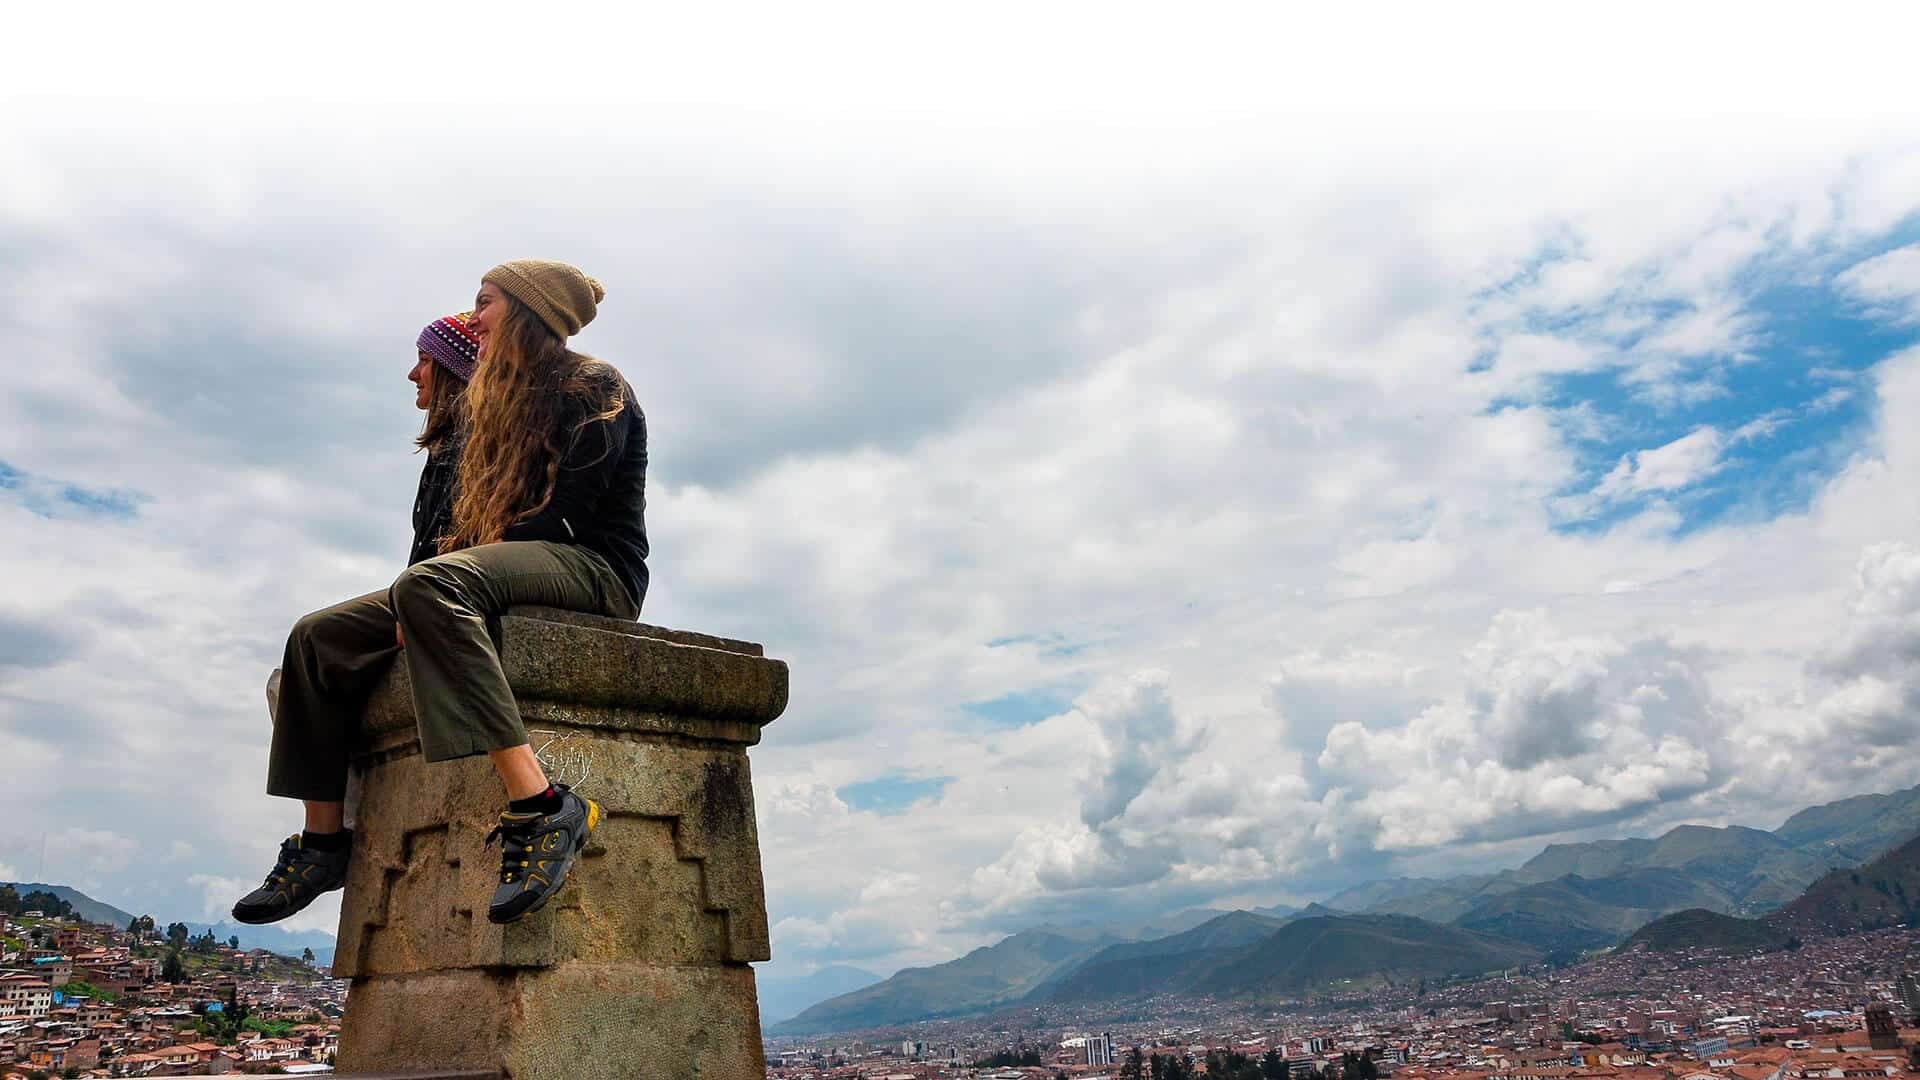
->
[408, 436, 461, 566]
[499, 372, 650, 611]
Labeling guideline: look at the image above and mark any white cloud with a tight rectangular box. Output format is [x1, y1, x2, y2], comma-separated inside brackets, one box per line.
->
[45, 829, 137, 880]
[1594, 427, 1729, 499]
[1838, 245, 1920, 323]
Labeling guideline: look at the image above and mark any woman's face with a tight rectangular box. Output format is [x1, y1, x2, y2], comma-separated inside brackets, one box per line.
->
[469, 281, 509, 345]
[408, 350, 434, 410]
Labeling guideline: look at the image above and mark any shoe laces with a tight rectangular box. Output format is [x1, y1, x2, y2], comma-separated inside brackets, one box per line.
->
[485, 822, 536, 885]
[263, 835, 303, 888]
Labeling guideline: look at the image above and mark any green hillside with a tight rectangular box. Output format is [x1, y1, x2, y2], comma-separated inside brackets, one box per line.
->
[1452, 869, 1734, 953]
[771, 927, 1124, 1034]
[1625, 831, 1920, 951]
[1201, 914, 1539, 1000]
[1767, 832, 1920, 938]
[1509, 825, 1829, 913]
[1362, 873, 1509, 923]
[1774, 786, 1920, 865]
[1030, 911, 1287, 1001]
[1513, 838, 1657, 883]
[1623, 908, 1791, 952]
[1324, 878, 1450, 912]
[3, 882, 137, 927]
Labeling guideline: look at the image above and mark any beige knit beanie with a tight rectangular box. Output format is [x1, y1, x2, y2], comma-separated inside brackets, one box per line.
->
[482, 259, 606, 339]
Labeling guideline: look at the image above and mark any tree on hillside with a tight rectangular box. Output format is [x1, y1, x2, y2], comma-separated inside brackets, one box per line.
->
[228, 935, 239, 950]
[1340, 1051, 1379, 1080]
[0, 886, 19, 915]
[162, 950, 186, 983]
[1151, 1055, 1195, 1080]
[1262, 1049, 1290, 1080]
[166, 922, 189, 949]
[1121, 1047, 1147, 1080]
[301, 947, 315, 965]
[1206, 1048, 1263, 1079]
[19, 891, 73, 919]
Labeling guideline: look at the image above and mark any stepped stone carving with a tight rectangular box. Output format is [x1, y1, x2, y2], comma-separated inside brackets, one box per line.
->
[330, 606, 787, 1078]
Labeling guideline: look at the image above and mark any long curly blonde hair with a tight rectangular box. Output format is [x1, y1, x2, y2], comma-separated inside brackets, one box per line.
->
[443, 296, 624, 552]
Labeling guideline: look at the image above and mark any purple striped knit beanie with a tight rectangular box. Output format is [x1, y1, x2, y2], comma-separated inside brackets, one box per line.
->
[416, 311, 481, 381]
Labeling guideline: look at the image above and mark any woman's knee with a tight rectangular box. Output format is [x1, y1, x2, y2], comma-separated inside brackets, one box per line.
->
[390, 557, 476, 620]
[288, 605, 343, 657]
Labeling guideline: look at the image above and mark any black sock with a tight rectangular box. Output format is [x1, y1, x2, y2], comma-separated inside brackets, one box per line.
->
[510, 786, 564, 814]
[302, 829, 350, 851]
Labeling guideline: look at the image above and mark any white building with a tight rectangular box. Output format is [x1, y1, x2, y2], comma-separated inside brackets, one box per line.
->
[0, 974, 51, 1018]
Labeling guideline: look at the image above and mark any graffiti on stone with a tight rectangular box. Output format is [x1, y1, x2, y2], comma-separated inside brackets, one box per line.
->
[529, 729, 592, 794]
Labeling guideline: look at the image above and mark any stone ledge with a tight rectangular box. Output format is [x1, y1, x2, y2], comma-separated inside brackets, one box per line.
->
[510, 605, 763, 657]
[359, 609, 788, 745]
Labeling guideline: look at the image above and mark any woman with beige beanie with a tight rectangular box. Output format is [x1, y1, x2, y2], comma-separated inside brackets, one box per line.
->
[235, 259, 650, 928]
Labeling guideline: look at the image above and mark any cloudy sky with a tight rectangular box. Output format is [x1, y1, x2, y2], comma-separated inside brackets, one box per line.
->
[6, 4, 1920, 983]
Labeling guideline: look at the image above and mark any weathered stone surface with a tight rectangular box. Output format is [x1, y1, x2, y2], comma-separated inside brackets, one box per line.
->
[334, 608, 784, 1079]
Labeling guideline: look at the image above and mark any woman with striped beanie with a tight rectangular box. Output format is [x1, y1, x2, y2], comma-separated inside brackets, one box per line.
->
[407, 311, 481, 565]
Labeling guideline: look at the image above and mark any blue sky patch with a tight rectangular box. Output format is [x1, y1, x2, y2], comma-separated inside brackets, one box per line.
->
[837, 774, 953, 815]
[1497, 228, 1920, 536]
[0, 458, 145, 521]
[985, 631, 1085, 657]
[961, 688, 1078, 728]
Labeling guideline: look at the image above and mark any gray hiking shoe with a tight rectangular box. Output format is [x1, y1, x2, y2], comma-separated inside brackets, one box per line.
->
[232, 833, 351, 925]
[484, 784, 601, 924]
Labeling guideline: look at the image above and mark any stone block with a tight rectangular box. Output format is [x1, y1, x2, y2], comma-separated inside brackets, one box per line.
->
[333, 607, 786, 1079]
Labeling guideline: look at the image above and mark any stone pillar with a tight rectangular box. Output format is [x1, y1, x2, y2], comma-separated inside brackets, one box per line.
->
[330, 606, 787, 1079]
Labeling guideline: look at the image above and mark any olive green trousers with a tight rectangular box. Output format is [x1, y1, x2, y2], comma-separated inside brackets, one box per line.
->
[265, 541, 638, 802]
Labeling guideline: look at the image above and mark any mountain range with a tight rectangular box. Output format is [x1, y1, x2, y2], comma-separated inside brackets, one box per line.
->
[1322, 784, 1920, 951]
[778, 783, 1920, 1034]
[1628, 830, 1920, 951]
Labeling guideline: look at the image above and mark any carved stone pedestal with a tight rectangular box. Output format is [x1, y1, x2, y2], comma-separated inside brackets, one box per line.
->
[330, 607, 786, 1079]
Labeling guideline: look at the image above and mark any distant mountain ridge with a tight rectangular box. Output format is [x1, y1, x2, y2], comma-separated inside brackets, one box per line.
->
[778, 784, 1920, 1034]
[1028, 910, 1292, 1002]
[1037, 911, 1537, 1006]
[771, 925, 1127, 1034]
[775, 906, 1532, 1034]
[1626, 831, 1920, 951]
[1201, 914, 1537, 1000]
[1329, 784, 1920, 952]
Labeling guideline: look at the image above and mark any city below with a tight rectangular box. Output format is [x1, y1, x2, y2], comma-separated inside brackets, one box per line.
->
[3, 781, 1919, 1077]
[764, 925, 1920, 1080]
[4, 895, 1918, 1079]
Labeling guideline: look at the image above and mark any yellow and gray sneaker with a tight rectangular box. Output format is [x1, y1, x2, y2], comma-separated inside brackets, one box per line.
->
[231, 833, 351, 925]
[484, 784, 601, 924]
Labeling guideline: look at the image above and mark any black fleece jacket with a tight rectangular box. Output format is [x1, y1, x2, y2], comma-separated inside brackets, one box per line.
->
[408, 437, 462, 567]
[498, 373, 650, 611]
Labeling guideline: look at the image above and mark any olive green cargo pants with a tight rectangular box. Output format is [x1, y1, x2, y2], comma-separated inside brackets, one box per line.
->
[265, 541, 638, 801]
